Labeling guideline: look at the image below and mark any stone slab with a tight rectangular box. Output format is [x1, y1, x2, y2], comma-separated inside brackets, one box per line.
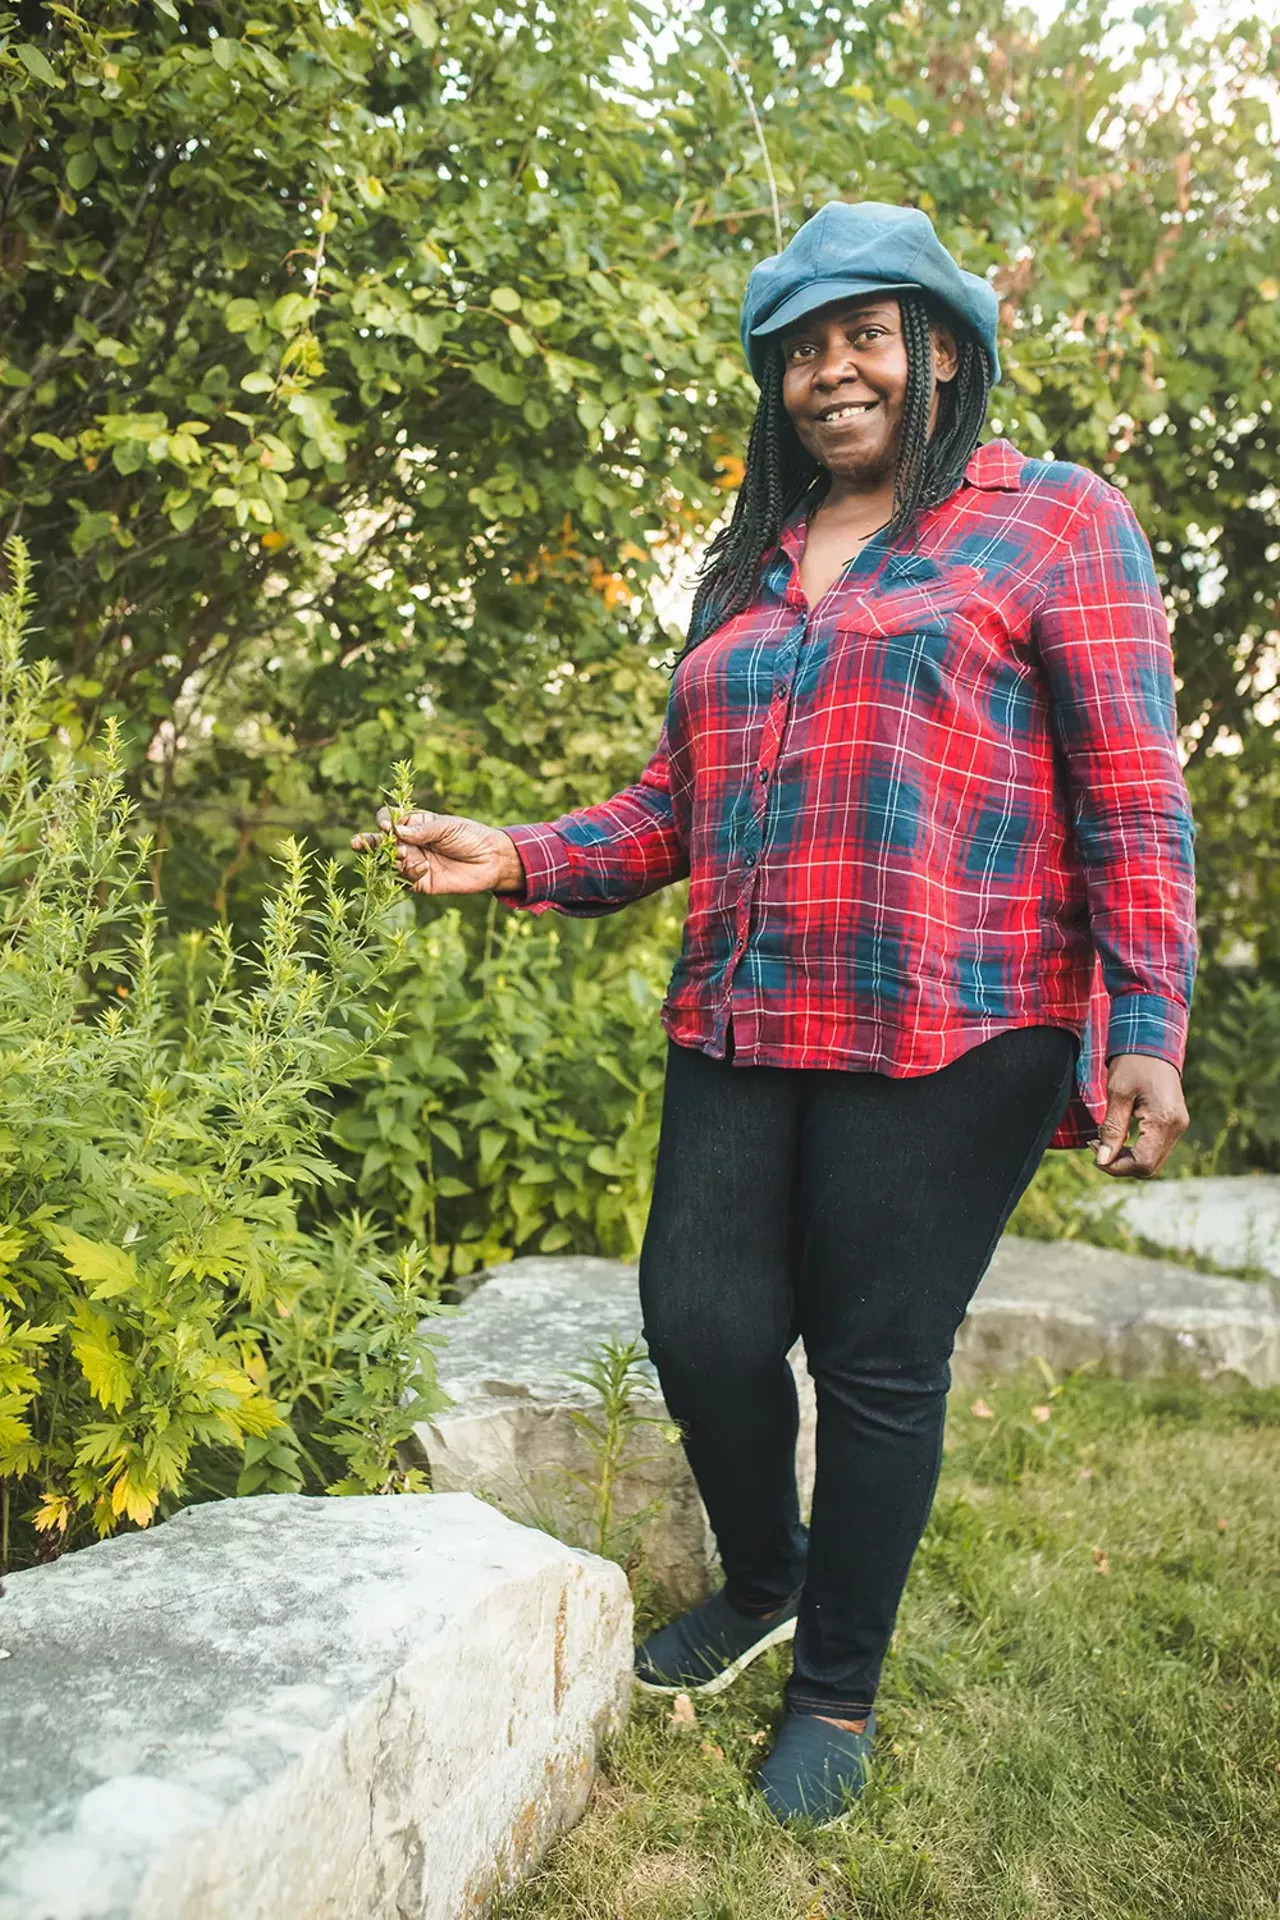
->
[961, 1235, 1280, 1386]
[420, 1257, 815, 1606]
[418, 1242, 1280, 1601]
[1102, 1174, 1280, 1280]
[0, 1493, 632, 1920]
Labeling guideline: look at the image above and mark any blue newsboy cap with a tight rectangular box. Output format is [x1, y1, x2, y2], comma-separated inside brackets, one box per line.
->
[740, 201, 1001, 387]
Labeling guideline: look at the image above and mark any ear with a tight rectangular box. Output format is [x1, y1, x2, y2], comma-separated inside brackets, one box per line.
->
[931, 324, 959, 386]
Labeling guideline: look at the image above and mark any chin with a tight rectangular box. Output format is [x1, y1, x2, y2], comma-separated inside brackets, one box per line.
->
[824, 448, 895, 484]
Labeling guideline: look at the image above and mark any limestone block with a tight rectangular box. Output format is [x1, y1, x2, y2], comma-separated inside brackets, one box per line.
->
[419, 1243, 1280, 1605]
[957, 1235, 1280, 1387]
[0, 1493, 632, 1920]
[1102, 1174, 1280, 1280]
[419, 1257, 816, 1606]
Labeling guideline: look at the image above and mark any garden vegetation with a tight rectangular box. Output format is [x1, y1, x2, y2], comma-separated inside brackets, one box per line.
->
[1, 0, 1279, 1566]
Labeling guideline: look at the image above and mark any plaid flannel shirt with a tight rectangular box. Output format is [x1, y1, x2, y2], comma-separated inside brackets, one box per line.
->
[505, 439, 1197, 1148]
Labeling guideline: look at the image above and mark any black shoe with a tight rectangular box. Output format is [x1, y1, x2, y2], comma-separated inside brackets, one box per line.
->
[756, 1708, 876, 1825]
[634, 1588, 799, 1697]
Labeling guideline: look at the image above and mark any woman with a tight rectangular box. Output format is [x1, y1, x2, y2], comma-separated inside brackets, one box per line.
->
[354, 201, 1196, 1824]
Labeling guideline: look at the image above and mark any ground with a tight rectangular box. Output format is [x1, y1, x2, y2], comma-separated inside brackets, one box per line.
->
[504, 1373, 1280, 1920]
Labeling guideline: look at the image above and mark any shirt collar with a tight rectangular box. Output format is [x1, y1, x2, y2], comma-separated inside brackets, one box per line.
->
[774, 438, 1021, 575]
[963, 437, 1024, 491]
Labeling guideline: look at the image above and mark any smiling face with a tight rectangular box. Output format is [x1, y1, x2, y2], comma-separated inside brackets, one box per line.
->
[778, 296, 957, 486]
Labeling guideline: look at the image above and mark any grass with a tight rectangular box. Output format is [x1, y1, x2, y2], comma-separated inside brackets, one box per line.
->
[502, 1372, 1280, 1920]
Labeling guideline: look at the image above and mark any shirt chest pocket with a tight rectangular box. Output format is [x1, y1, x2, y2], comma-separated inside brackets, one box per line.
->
[829, 563, 1025, 705]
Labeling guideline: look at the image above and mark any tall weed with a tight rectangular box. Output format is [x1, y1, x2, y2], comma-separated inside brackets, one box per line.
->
[0, 542, 444, 1568]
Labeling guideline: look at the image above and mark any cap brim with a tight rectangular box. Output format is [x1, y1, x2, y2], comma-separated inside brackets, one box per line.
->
[750, 278, 921, 341]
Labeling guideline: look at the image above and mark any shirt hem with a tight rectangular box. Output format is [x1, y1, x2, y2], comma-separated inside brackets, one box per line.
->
[659, 1006, 1103, 1150]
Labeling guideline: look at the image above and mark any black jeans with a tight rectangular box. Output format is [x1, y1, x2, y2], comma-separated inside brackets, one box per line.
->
[638, 1025, 1078, 1717]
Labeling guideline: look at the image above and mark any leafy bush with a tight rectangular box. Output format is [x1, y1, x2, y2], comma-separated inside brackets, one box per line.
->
[0, 542, 446, 1571]
[330, 895, 678, 1277]
[1179, 970, 1280, 1174]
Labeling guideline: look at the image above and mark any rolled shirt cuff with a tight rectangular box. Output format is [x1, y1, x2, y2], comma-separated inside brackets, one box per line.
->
[1106, 992, 1189, 1069]
[497, 821, 572, 911]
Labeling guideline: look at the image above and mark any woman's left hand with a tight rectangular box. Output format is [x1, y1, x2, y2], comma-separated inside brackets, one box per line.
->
[1094, 1054, 1189, 1178]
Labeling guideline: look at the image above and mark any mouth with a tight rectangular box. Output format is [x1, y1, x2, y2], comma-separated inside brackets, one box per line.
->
[815, 400, 878, 425]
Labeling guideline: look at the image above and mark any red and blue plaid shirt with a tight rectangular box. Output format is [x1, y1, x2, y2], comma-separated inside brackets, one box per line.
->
[506, 439, 1197, 1148]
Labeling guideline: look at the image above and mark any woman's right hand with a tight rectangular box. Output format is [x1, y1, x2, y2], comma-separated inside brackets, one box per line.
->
[351, 808, 526, 897]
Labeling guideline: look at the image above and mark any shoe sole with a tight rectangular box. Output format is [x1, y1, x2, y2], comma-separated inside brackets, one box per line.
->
[633, 1614, 798, 1697]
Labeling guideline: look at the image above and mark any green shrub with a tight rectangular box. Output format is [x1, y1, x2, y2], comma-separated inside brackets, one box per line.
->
[1179, 969, 1280, 1174]
[330, 894, 678, 1276]
[0, 542, 445, 1570]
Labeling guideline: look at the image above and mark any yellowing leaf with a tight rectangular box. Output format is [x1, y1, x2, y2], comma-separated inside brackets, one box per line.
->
[110, 1466, 160, 1527]
[50, 1229, 139, 1300]
[34, 1492, 73, 1536]
[70, 1313, 133, 1411]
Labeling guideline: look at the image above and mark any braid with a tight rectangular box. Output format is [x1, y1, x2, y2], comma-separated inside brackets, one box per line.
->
[891, 292, 992, 535]
[684, 355, 820, 650]
[682, 293, 991, 657]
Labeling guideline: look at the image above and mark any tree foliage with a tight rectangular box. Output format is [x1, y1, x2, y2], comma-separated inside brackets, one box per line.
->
[0, 0, 1277, 1240]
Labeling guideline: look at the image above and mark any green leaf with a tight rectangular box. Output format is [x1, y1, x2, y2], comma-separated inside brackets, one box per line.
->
[524, 298, 562, 328]
[224, 298, 262, 335]
[99, 412, 168, 443]
[470, 362, 525, 407]
[66, 149, 97, 191]
[491, 286, 522, 314]
[211, 35, 239, 69]
[130, 1164, 200, 1197]
[478, 1127, 507, 1173]
[112, 439, 148, 476]
[70, 511, 115, 556]
[15, 43, 63, 88]
[268, 293, 317, 334]
[429, 1118, 464, 1157]
[51, 1229, 140, 1300]
[406, 2, 438, 46]
[240, 370, 276, 394]
[30, 432, 78, 461]
[287, 389, 347, 461]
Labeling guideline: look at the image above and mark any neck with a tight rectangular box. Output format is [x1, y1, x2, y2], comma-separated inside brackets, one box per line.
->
[818, 468, 897, 530]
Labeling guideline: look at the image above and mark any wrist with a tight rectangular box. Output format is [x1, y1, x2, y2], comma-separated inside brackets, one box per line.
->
[492, 832, 526, 895]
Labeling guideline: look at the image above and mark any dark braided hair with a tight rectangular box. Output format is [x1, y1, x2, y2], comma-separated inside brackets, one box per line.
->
[683, 292, 992, 654]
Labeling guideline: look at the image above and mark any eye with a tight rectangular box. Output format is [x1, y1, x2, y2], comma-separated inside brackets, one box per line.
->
[784, 340, 816, 362]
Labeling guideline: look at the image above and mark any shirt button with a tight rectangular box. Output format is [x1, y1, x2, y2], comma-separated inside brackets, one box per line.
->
[744, 851, 757, 868]
[758, 768, 768, 783]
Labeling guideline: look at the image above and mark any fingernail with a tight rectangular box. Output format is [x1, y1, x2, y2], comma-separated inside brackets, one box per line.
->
[1096, 1144, 1114, 1166]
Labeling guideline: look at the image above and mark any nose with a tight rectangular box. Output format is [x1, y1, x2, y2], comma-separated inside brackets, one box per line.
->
[810, 335, 867, 392]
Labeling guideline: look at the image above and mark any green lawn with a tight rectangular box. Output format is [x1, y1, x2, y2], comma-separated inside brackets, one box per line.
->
[504, 1374, 1280, 1920]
